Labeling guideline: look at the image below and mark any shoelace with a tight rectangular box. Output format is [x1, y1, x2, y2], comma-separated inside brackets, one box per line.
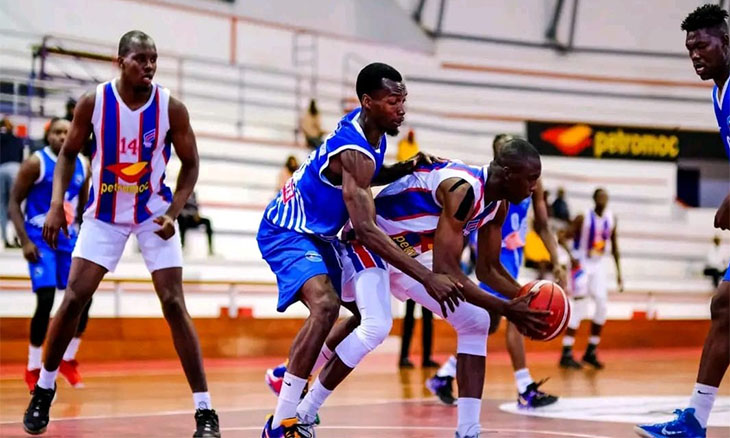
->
[284, 423, 314, 438]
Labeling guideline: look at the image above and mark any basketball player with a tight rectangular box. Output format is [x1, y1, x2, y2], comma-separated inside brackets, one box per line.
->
[258, 62, 463, 437]
[427, 134, 564, 408]
[8, 118, 92, 392]
[21, 31, 219, 437]
[635, 5, 730, 437]
[559, 188, 622, 370]
[292, 139, 549, 438]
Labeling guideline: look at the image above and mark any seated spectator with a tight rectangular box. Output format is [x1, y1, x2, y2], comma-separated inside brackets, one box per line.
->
[178, 192, 214, 256]
[1, 117, 24, 247]
[704, 235, 728, 288]
[551, 187, 570, 223]
[300, 99, 325, 150]
[64, 98, 77, 121]
[397, 129, 419, 162]
[278, 155, 299, 190]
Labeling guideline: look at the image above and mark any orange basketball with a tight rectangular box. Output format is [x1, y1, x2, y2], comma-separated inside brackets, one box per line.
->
[516, 280, 571, 341]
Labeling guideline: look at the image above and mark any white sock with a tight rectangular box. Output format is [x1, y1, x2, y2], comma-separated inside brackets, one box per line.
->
[193, 391, 212, 410]
[37, 366, 58, 390]
[514, 368, 534, 394]
[437, 355, 457, 378]
[311, 344, 333, 376]
[63, 337, 81, 361]
[588, 336, 600, 346]
[457, 397, 481, 437]
[689, 383, 717, 428]
[562, 335, 575, 347]
[296, 377, 333, 424]
[272, 372, 308, 428]
[28, 345, 42, 370]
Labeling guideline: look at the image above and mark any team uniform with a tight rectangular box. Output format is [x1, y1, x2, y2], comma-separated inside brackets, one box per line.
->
[712, 81, 730, 282]
[25, 147, 86, 291]
[72, 80, 182, 272]
[257, 108, 387, 312]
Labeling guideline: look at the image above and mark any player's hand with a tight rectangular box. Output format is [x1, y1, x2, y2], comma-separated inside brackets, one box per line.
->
[424, 272, 464, 316]
[43, 203, 68, 250]
[552, 264, 567, 288]
[406, 151, 446, 170]
[154, 214, 176, 240]
[503, 292, 550, 338]
[22, 241, 40, 263]
[617, 274, 624, 293]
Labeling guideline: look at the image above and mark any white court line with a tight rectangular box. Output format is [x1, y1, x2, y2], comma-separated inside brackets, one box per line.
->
[221, 425, 620, 438]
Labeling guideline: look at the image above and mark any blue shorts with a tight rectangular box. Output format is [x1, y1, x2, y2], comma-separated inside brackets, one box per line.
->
[724, 261, 730, 282]
[257, 218, 343, 312]
[480, 247, 523, 300]
[27, 238, 72, 291]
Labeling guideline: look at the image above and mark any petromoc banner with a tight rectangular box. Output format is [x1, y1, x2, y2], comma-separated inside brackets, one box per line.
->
[526, 121, 726, 161]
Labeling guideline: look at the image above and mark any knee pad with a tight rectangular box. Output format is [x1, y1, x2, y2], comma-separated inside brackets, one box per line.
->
[568, 297, 586, 330]
[335, 326, 385, 369]
[450, 304, 489, 357]
[592, 296, 608, 326]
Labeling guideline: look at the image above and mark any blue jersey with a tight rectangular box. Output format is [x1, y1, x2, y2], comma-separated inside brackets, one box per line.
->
[501, 197, 531, 251]
[263, 108, 387, 237]
[25, 147, 86, 252]
[712, 81, 730, 158]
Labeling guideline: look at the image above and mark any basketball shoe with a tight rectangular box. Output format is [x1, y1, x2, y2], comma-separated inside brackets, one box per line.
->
[426, 375, 456, 405]
[517, 379, 558, 409]
[634, 408, 706, 438]
[194, 408, 220, 437]
[23, 384, 55, 435]
[24, 368, 40, 393]
[261, 415, 315, 438]
[59, 359, 84, 387]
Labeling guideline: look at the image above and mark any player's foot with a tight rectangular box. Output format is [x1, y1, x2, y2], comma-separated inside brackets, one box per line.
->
[23, 384, 55, 435]
[559, 354, 583, 369]
[633, 408, 706, 438]
[265, 363, 288, 396]
[422, 359, 440, 368]
[455, 432, 480, 438]
[426, 375, 456, 405]
[517, 379, 559, 409]
[261, 415, 315, 438]
[581, 352, 604, 369]
[398, 358, 415, 369]
[59, 359, 84, 387]
[193, 408, 220, 437]
[24, 368, 40, 393]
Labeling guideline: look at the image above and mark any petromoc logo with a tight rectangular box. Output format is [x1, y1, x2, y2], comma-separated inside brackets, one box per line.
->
[102, 162, 151, 194]
[541, 124, 679, 159]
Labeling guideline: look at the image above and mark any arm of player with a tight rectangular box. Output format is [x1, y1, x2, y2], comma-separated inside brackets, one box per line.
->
[338, 150, 464, 315]
[8, 155, 41, 263]
[156, 97, 200, 240]
[532, 179, 566, 287]
[370, 151, 444, 186]
[43, 91, 94, 249]
[715, 193, 730, 230]
[611, 219, 623, 292]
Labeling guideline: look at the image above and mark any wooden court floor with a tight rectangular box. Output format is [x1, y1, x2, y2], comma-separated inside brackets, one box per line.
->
[0, 348, 728, 437]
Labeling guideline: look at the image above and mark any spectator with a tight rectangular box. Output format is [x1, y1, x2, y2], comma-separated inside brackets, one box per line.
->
[64, 98, 77, 121]
[278, 155, 299, 191]
[300, 99, 325, 150]
[178, 192, 214, 256]
[704, 236, 728, 288]
[552, 187, 570, 222]
[399, 300, 438, 369]
[544, 189, 554, 218]
[0, 117, 24, 247]
[397, 129, 419, 162]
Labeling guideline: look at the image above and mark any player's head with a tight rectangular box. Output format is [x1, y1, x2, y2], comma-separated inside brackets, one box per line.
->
[682, 4, 729, 81]
[117, 30, 157, 91]
[714, 235, 721, 245]
[46, 117, 70, 154]
[491, 138, 541, 203]
[356, 62, 406, 136]
[593, 188, 608, 210]
[492, 133, 516, 157]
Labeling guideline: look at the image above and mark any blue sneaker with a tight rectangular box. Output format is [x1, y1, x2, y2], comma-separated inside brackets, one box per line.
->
[634, 408, 706, 438]
[426, 375, 456, 405]
[517, 379, 558, 409]
[261, 415, 315, 438]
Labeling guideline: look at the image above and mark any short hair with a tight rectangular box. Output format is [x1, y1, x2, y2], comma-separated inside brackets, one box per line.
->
[495, 138, 540, 169]
[593, 188, 606, 200]
[118, 30, 155, 57]
[492, 133, 515, 157]
[44, 117, 65, 144]
[681, 4, 728, 32]
[356, 63, 403, 101]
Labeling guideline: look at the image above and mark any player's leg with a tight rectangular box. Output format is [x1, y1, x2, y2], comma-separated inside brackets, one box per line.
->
[199, 217, 213, 255]
[582, 263, 607, 369]
[57, 250, 89, 388]
[399, 299, 416, 368]
[25, 267, 55, 393]
[561, 266, 588, 369]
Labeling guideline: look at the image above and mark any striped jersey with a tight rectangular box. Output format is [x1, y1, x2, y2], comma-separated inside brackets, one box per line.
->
[84, 80, 173, 225]
[264, 108, 387, 238]
[25, 147, 87, 252]
[712, 79, 730, 158]
[573, 208, 614, 261]
[370, 161, 501, 256]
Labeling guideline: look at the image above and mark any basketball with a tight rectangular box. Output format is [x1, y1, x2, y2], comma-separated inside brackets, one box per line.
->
[516, 280, 571, 341]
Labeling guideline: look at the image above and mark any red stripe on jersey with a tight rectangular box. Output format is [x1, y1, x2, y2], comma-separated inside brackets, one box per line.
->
[352, 242, 376, 269]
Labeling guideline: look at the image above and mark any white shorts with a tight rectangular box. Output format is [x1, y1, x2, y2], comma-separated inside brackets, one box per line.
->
[573, 258, 607, 300]
[72, 216, 183, 272]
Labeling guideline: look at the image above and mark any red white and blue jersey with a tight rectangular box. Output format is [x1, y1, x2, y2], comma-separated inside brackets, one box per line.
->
[370, 161, 501, 256]
[712, 79, 730, 159]
[84, 80, 173, 225]
[573, 208, 614, 261]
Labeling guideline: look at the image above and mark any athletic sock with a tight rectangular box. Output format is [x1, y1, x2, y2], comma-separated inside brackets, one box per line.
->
[689, 383, 717, 428]
[296, 377, 332, 424]
[514, 368, 534, 394]
[272, 372, 307, 428]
